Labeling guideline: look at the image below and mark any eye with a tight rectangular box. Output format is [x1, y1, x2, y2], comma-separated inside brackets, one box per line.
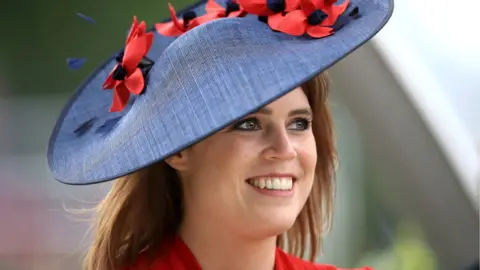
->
[288, 118, 311, 131]
[232, 117, 261, 131]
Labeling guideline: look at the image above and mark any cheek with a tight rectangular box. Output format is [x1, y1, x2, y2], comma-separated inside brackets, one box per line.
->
[295, 140, 317, 211]
[184, 138, 258, 221]
[297, 137, 317, 177]
[187, 137, 255, 197]
[195, 137, 253, 172]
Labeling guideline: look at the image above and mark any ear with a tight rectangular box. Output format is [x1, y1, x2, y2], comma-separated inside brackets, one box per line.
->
[164, 150, 190, 171]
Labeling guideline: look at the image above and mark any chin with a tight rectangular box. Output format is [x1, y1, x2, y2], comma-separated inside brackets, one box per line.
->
[253, 212, 298, 237]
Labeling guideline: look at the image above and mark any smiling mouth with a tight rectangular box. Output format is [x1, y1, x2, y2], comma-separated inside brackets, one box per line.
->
[246, 177, 295, 191]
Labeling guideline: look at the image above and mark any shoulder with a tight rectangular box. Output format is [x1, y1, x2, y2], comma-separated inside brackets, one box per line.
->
[124, 236, 201, 270]
[275, 248, 373, 270]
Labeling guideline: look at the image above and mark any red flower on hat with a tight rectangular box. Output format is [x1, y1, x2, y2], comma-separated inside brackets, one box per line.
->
[156, 0, 248, 37]
[155, 4, 200, 37]
[102, 16, 154, 112]
[267, 0, 350, 38]
[236, 0, 301, 16]
[203, 0, 248, 19]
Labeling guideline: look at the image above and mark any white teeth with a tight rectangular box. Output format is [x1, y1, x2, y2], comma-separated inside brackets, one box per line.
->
[248, 177, 293, 190]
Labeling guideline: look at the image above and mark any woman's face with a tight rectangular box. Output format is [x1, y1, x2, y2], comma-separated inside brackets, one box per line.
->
[168, 87, 317, 238]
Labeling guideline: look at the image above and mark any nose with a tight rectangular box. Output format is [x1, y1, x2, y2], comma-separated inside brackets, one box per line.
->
[262, 128, 297, 161]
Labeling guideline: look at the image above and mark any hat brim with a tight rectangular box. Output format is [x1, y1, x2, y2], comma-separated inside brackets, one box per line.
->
[48, 0, 394, 185]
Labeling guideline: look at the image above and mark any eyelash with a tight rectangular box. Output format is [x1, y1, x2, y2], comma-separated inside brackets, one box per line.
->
[231, 117, 312, 131]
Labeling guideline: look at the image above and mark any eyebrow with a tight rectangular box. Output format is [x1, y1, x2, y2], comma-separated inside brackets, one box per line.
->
[256, 107, 312, 117]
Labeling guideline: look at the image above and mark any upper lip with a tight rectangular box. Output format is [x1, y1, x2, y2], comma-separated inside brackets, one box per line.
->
[248, 173, 297, 180]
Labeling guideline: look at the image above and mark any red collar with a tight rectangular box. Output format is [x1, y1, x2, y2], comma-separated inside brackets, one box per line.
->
[128, 235, 364, 270]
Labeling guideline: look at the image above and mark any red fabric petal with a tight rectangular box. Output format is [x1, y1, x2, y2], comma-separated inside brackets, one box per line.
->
[306, 25, 333, 38]
[126, 16, 139, 44]
[267, 13, 284, 30]
[102, 67, 118, 89]
[195, 13, 220, 24]
[186, 18, 200, 31]
[143, 32, 154, 55]
[136, 20, 147, 35]
[321, 0, 349, 26]
[285, 0, 302, 12]
[168, 3, 185, 31]
[205, 0, 226, 15]
[110, 83, 131, 112]
[155, 3, 187, 36]
[268, 11, 307, 36]
[310, 0, 326, 9]
[122, 35, 149, 73]
[301, 0, 317, 15]
[124, 68, 144, 95]
[228, 10, 248, 17]
[155, 4, 188, 36]
[236, 0, 271, 16]
[155, 22, 185, 36]
[125, 18, 148, 46]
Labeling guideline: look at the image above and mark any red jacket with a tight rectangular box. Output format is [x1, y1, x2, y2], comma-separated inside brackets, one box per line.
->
[127, 236, 373, 270]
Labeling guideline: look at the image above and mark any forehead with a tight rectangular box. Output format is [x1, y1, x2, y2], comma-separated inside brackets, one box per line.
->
[259, 87, 309, 112]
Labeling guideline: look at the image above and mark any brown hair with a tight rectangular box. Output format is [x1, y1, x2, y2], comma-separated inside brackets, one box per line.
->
[83, 73, 337, 270]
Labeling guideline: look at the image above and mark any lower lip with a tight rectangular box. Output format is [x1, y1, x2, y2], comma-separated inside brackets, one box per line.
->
[247, 182, 295, 197]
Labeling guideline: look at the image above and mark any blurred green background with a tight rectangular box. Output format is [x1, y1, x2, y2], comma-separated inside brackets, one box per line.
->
[2, 0, 194, 97]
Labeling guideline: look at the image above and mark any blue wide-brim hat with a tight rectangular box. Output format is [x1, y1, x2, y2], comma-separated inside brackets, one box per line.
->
[48, 0, 394, 185]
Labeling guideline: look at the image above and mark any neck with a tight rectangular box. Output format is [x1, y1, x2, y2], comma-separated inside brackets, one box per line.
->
[178, 217, 278, 270]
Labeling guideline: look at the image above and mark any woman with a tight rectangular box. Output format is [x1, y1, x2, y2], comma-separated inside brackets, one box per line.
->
[48, 0, 394, 269]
